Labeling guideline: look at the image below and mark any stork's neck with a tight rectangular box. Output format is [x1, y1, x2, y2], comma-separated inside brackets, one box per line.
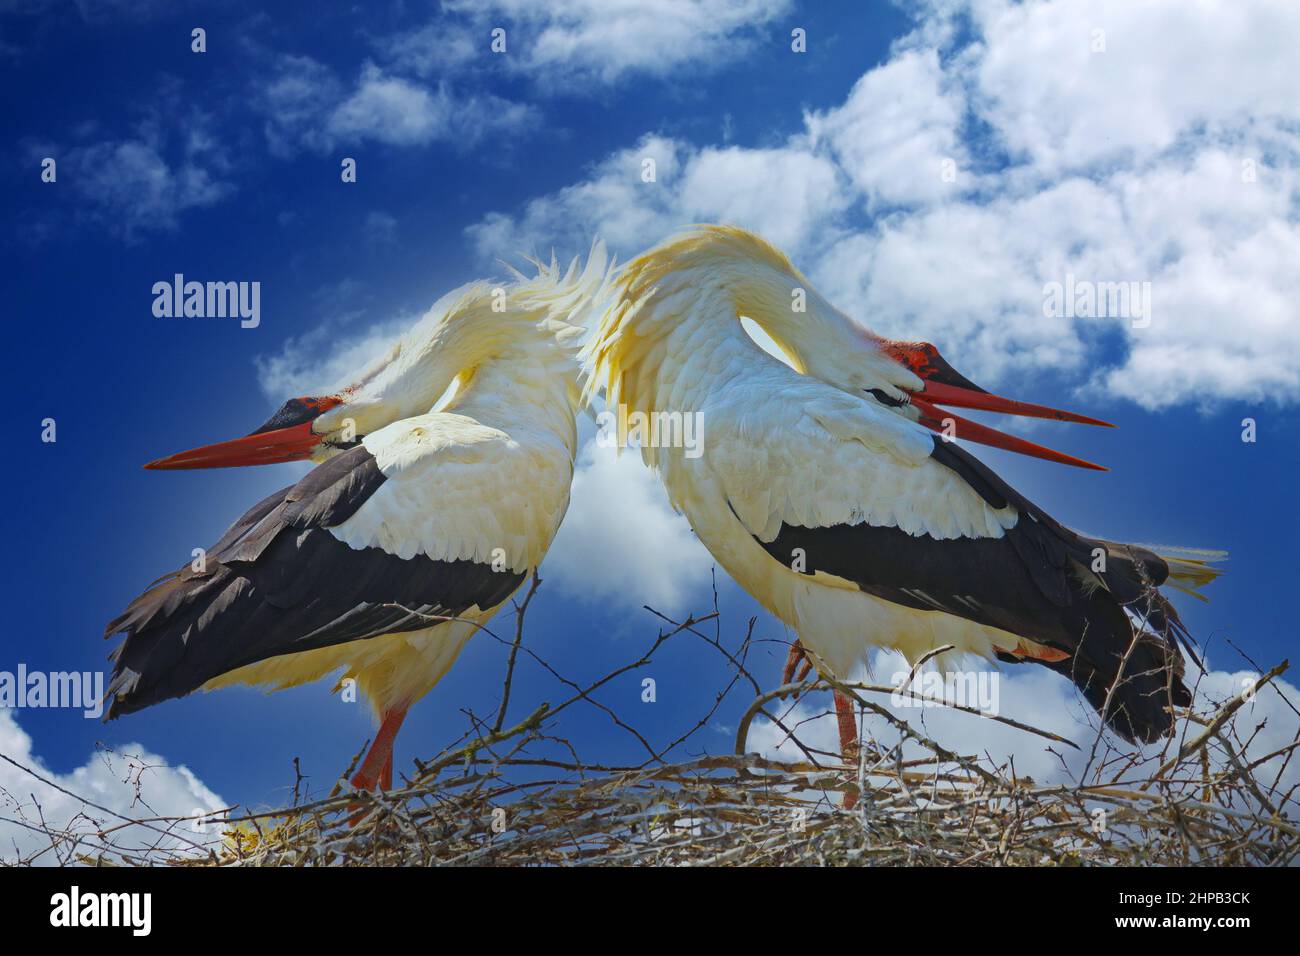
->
[445, 339, 579, 454]
[589, 229, 921, 423]
[594, 266, 827, 422]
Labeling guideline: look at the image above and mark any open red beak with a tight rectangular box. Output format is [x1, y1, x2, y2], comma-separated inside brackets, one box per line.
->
[881, 340, 1113, 471]
[144, 395, 343, 470]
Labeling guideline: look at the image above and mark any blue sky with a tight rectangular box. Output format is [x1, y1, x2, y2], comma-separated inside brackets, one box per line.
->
[3, 0, 1298, 853]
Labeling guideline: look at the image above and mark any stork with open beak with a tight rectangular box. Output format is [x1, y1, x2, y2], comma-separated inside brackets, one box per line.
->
[584, 226, 1220, 771]
[104, 250, 609, 793]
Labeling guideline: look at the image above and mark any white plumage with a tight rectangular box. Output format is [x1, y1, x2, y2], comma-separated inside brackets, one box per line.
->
[107, 248, 613, 791]
[586, 228, 1025, 673]
[584, 225, 1214, 751]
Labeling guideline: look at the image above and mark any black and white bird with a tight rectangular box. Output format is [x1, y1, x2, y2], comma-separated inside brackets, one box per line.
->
[584, 226, 1220, 759]
[104, 252, 608, 791]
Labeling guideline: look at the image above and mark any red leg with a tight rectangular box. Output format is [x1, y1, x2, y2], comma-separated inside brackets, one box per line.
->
[834, 691, 861, 810]
[350, 708, 407, 792]
[780, 642, 859, 808]
[782, 642, 803, 684]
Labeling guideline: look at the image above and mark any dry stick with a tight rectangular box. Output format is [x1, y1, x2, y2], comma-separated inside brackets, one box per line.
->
[493, 572, 542, 734]
[0, 752, 214, 857]
[287, 754, 1289, 868]
[508, 611, 717, 760]
[1214, 732, 1281, 819]
[327, 738, 372, 799]
[733, 681, 838, 770]
[1240, 739, 1300, 777]
[734, 676, 1077, 755]
[1153, 660, 1289, 780]
[644, 605, 824, 771]
[899, 644, 957, 693]
[1226, 640, 1300, 720]
[647, 608, 821, 775]
[0, 814, 78, 865]
[642, 602, 790, 765]
[1081, 624, 1146, 783]
[847, 694, 1004, 789]
[838, 680, 1081, 749]
[642, 605, 764, 697]
[651, 618, 755, 764]
[397, 603, 699, 762]
[222, 620, 711, 828]
[415, 703, 551, 781]
[540, 615, 716, 760]
[68, 572, 1296, 867]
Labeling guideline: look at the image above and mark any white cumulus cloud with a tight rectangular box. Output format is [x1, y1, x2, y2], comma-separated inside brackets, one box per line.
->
[545, 440, 715, 614]
[805, 47, 968, 210]
[444, 0, 793, 87]
[257, 56, 536, 155]
[38, 110, 235, 240]
[255, 310, 416, 399]
[749, 651, 1300, 799]
[0, 710, 226, 865]
[468, 0, 1300, 410]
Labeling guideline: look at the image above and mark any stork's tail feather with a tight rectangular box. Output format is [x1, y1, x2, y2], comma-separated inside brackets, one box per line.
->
[1150, 544, 1228, 602]
[1043, 614, 1193, 744]
[1046, 542, 1225, 743]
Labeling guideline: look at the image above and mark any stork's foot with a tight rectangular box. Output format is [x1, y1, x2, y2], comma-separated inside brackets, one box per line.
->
[347, 708, 407, 826]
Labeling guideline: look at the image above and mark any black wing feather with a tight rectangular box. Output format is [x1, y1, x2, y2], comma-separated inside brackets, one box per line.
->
[104, 445, 525, 718]
[754, 437, 1191, 743]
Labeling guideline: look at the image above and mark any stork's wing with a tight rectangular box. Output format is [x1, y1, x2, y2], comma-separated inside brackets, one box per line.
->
[103, 419, 540, 718]
[708, 383, 1190, 743]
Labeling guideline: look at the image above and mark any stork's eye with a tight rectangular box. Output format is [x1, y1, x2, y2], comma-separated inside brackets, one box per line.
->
[864, 388, 905, 409]
[324, 436, 364, 450]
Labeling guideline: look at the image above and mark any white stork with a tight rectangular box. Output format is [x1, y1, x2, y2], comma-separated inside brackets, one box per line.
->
[104, 251, 608, 792]
[584, 225, 1219, 763]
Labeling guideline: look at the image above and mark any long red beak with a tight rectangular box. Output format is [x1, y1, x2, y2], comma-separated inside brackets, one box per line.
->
[144, 423, 323, 470]
[143, 395, 342, 470]
[881, 340, 1113, 471]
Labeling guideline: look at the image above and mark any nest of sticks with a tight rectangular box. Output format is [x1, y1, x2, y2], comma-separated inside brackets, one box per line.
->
[8, 577, 1298, 867]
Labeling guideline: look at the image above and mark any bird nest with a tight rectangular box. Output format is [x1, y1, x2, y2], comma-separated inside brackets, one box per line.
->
[9, 578, 1298, 867]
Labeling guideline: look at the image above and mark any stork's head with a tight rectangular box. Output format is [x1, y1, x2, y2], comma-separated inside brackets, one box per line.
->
[588, 224, 1110, 470]
[144, 252, 606, 471]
